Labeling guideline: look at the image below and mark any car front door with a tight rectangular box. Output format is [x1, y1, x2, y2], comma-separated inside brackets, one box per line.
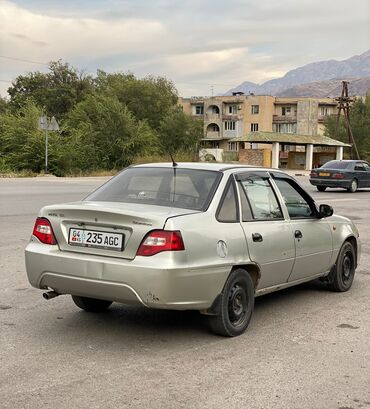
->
[272, 175, 333, 281]
[361, 162, 370, 187]
[354, 162, 367, 187]
[235, 171, 295, 290]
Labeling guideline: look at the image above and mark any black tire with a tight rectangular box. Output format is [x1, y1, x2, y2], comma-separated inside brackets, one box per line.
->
[208, 269, 254, 337]
[317, 186, 327, 192]
[347, 179, 358, 193]
[72, 295, 112, 312]
[327, 241, 356, 292]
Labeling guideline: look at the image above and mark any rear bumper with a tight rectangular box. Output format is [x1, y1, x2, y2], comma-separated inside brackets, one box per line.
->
[309, 178, 351, 188]
[25, 242, 229, 311]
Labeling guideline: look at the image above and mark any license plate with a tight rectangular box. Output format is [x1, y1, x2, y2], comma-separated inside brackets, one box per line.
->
[319, 172, 330, 177]
[68, 228, 124, 251]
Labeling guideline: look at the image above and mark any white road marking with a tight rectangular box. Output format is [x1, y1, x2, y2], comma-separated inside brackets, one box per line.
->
[316, 198, 359, 202]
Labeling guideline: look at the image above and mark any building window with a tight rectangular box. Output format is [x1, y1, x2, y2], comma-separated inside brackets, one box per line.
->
[224, 121, 236, 131]
[250, 123, 259, 132]
[273, 123, 297, 134]
[251, 105, 259, 114]
[282, 106, 292, 116]
[228, 142, 238, 151]
[320, 106, 329, 116]
[228, 105, 237, 114]
[194, 105, 204, 115]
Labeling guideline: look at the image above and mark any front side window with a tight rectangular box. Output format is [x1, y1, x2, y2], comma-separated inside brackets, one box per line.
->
[86, 168, 221, 211]
[238, 175, 282, 220]
[363, 162, 370, 171]
[274, 178, 315, 218]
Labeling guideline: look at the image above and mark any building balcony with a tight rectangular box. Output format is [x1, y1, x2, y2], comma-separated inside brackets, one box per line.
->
[273, 115, 297, 123]
[318, 115, 329, 123]
[205, 113, 220, 121]
[203, 131, 222, 140]
[222, 114, 243, 121]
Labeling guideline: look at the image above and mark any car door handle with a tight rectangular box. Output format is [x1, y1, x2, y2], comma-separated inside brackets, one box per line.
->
[294, 230, 303, 239]
[252, 233, 263, 242]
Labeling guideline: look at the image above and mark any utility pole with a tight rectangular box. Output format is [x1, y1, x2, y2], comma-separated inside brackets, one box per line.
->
[334, 81, 360, 160]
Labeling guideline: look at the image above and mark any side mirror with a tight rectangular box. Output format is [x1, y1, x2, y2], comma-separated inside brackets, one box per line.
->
[319, 204, 333, 218]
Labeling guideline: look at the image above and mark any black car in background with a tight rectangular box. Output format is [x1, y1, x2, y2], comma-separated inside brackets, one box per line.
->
[310, 160, 370, 192]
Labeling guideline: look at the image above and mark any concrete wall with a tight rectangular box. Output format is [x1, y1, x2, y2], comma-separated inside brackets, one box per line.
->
[297, 99, 319, 135]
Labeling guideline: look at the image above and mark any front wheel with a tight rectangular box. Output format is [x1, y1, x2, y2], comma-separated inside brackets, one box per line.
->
[208, 269, 254, 337]
[327, 241, 356, 292]
[317, 186, 327, 192]
[347, 179, 358, 193]
[72, 295, 112, 312]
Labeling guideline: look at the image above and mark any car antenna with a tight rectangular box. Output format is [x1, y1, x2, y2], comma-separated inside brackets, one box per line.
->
[169, 152, 178, 167]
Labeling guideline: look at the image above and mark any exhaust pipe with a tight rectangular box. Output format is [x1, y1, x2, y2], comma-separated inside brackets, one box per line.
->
[43, 290, 60, 300]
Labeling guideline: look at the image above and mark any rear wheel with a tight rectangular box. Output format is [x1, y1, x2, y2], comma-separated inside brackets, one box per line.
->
[317, 186, 327, 192]
[327, 241, 356, 292]
[72, 295, 112, 312]
[208, 269, 254, 337]
[347, 179, 358, 193]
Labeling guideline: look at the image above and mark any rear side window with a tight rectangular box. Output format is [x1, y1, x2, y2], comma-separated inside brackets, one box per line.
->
[86, 167, 221, 211]
[239, 176, 283, 220]
[217, 182, 238, 222]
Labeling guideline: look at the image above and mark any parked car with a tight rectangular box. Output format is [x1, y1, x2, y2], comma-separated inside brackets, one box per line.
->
[310, 160, 370, 192]
[25, 163, 360, 336]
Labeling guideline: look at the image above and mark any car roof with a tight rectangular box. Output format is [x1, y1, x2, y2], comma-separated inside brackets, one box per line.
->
[132, 162, 290, 175]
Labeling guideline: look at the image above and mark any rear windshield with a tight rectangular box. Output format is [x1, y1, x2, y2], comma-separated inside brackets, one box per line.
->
[321, 161, 350, 169]
[85, 167, 222, 211]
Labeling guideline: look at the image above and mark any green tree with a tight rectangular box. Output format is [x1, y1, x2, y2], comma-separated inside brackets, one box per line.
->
[158, 106, 203, 155]
[62, 94, 159, 172]
[0, 97, 8, 114]
[0, 99, 57, 172]
[7, 60, 94, 120]
[96, 71, 178, 130]
[324, 94, 370, 161]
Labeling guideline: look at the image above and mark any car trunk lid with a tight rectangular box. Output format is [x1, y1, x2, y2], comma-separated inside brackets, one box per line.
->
[40, 201, 198, 259]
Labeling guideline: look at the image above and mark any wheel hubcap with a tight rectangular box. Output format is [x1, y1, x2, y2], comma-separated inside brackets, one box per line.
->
[228, 283, 247, 326]
[342, 251, 354, 283]
[352, 181, 357, 190]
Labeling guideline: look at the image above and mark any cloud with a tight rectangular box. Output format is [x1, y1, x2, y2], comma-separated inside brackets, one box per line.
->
[0, 0, 369, 98]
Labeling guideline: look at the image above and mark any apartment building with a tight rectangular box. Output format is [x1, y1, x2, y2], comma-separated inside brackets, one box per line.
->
[179, 94, 337, 152]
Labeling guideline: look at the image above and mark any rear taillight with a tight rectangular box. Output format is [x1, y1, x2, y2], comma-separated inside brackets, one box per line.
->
[310, 171, 318, 178]
[332, 173, 344, 179]
[32, 217, 57, 245]
[136, 230, 185, 256]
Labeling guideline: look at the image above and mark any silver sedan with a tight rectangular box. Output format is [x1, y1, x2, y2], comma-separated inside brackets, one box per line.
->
[25, 163, 361, 336]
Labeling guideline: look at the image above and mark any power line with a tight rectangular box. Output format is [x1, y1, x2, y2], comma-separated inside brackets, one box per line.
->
[0, 55, 48, 65]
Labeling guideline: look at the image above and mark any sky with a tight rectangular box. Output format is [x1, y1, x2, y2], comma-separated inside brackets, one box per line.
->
[0, 0, 369, 98]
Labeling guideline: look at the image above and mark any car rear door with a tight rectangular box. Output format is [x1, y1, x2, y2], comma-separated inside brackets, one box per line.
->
[235, 171, 295, 290]
[271, 174, 333, 281]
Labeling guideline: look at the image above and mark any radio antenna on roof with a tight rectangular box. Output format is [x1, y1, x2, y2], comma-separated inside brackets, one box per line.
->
[169, 152, 178, 167]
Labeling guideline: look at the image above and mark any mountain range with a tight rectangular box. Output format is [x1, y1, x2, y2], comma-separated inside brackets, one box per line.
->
[225, 50, 370, 97]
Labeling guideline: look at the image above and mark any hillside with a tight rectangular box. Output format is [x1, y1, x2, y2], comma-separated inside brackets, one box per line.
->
[226, 50, 370, 96]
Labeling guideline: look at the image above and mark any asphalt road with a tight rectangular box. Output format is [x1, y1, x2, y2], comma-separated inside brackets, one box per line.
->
[0, 175, 369, 409]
